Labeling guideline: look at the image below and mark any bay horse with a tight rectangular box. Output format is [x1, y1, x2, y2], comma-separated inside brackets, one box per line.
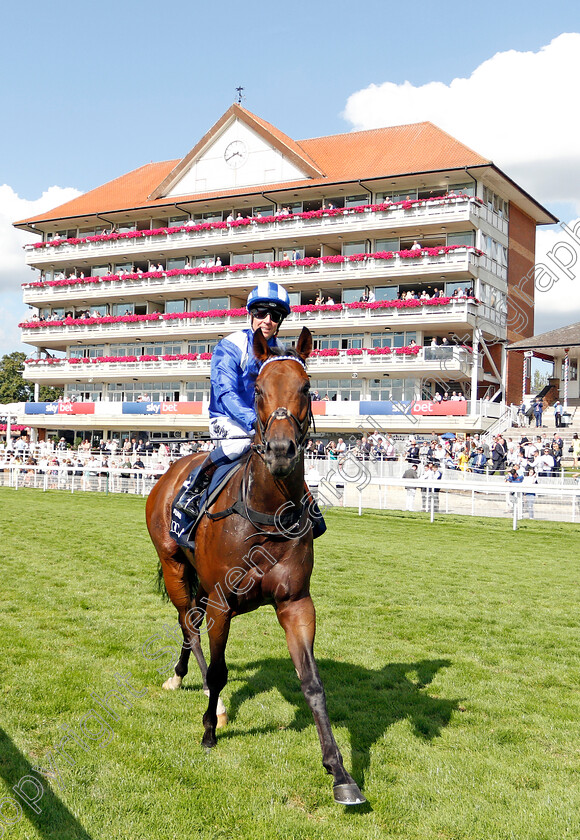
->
[145, 326, 365, 805]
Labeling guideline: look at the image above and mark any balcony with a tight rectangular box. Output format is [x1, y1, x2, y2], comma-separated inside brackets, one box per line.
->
[22, 246, 485, 310]
[23, 346, 479, 384]
[23, 196, 501, 268]
[20, 296, 505, 351]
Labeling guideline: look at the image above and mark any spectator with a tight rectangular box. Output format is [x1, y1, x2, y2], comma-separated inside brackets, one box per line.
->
[402, 463, 418, 511]
[553, 400, 563, 427]
[571, 433, 580, 469]
[533, 398, 543, 428]
[521, 467, 538, 518]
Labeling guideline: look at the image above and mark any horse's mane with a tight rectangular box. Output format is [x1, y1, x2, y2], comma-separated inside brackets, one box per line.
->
[270, 345, 302, 360]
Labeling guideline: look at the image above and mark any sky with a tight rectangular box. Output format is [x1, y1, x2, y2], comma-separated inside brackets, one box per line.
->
[1, 0, 579, 360]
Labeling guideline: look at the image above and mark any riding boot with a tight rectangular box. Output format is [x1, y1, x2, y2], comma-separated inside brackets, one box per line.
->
[174, 453, 219, 518]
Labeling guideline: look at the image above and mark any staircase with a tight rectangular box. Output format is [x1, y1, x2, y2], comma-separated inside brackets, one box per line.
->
[502, 405, 579, 463]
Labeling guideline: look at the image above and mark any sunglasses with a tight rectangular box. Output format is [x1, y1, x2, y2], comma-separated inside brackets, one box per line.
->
[251, 308, 283, 323]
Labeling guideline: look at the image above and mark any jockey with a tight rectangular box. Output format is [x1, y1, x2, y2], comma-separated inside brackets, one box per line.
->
[175, 281, 291, 517]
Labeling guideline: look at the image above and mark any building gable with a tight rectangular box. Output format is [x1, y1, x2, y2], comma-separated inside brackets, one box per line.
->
[153, 105, 322, 200]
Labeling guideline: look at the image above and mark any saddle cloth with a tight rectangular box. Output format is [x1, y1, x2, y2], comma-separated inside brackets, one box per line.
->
[170, 459, 243, 549]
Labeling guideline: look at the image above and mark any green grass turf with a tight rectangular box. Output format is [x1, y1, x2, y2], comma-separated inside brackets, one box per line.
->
[0, 487, 578, 840]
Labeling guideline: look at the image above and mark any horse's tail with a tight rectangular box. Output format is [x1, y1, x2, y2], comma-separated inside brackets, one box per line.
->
[154, 561, 170, 601]
[154, 557, 200, 603]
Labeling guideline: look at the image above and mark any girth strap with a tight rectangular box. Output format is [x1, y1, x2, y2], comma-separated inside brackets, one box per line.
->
[206, 481, 308, 536]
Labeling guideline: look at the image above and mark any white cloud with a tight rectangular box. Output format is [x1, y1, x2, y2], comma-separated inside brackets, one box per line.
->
[534, 220, 580, 334]
[0, 184, 81, 356]
[343, 33, 580, 205]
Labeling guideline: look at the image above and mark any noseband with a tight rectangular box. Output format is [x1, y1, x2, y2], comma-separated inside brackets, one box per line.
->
[253, 356, 313, 455]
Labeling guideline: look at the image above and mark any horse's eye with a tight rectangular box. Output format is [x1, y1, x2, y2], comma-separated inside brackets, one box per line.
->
[255, 387, 262, 398]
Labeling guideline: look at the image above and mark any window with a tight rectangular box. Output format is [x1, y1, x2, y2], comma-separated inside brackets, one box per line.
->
[141, 342, 184, 356]
[192, 297, 228, 312]
[369, 377, 420, 401]
[69, 345, 106, 359]
[252, 205, 274, 217]
[165, 300, 186, 314]
[168, 215, 188, 227]
[448, 181, 475, 197]
[447, 231, 475, 247]
[91, 265, 110, 277]
[185, 383, 211, 401]
[117, 222, 136, 233]
[569, 360, 578, 381]
[342, 288, 366, 304]
[380, 189, 418, 203]
[344, 194, 368, 208]
[342, 241, 367, 257]
[374, 286, 399, 302]
[167, 257, 187, 270]
[375, 237, 400, 252]
[252, 250, 274, 263]
[310, 378, 362, 401]
[114, 262, 133, 273]
[312, 334, 363, 350]
[112, 303, 135, 316]
[108, 382, 180, 402]
[370, 331, 416, 349]
[188, 339, 217, 354]
[65, 383, 103, 401]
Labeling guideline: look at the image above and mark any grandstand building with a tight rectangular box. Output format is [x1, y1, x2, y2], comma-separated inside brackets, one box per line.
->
[14, 104, 556, 443]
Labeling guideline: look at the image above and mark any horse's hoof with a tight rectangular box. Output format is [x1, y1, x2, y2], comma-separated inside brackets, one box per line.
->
[162, 675, 182, 690]
[201, 734, 217, 750]
[333, 783, 366, 805]
[216, 712, 228, 729]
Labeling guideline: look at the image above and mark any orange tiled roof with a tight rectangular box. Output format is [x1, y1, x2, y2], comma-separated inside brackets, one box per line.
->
[16, 111, 490, 226]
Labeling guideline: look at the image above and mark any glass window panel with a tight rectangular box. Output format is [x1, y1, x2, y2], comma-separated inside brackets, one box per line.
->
[167, 257, 187, 270]
[344, 194, 367, 208]
[375, 238, 399, 251]
[447, 231, 475, 247]
[374, 286, 399, 302]
[112, 303, 135, 316]
[165, 300, 185, 314]
[342, 288, 366, 304]
[91, 265, 109, 277]
[253, 250, 274, 262]
[342, 241, 366, 256]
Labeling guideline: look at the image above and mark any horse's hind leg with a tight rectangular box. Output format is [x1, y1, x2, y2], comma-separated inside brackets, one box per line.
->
[201, 604, 232, 749]
[276, 596, 365, 806]
[159, 554, 207, 690]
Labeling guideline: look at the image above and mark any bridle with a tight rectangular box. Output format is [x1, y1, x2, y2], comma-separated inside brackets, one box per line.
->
[252, 356, 314, 457]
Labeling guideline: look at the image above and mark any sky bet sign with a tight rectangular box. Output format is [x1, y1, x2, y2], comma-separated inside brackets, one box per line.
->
[121, 402, 203, 415]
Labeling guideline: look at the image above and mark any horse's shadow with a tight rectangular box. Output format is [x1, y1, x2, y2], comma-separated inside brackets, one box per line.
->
[0, 727, 93, 839]
[218, 657, 457, 786]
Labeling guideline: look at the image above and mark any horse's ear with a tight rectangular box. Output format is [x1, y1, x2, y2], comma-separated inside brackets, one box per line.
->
[253, 328, 271, 362]
[295, 327, 312, 361]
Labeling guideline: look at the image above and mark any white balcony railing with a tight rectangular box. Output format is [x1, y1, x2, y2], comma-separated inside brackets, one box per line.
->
[23, 346, 479, 383]
[20, 298, 506, 349]
[22, 248, 482, 310]
[23, 197, 493, 268]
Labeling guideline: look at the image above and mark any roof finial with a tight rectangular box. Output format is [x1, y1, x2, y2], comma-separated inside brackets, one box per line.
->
[235, 86, 245, 105]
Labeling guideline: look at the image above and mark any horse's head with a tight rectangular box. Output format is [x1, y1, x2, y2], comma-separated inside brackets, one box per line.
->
[253, 327, 312, 478]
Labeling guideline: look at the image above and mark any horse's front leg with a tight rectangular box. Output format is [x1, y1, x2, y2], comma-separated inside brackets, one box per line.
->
[276, 596, 366, 805]
[202, 602, 232, 749]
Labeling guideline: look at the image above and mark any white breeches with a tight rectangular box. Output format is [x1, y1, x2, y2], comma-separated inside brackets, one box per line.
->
[209, 416, 254, 459]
